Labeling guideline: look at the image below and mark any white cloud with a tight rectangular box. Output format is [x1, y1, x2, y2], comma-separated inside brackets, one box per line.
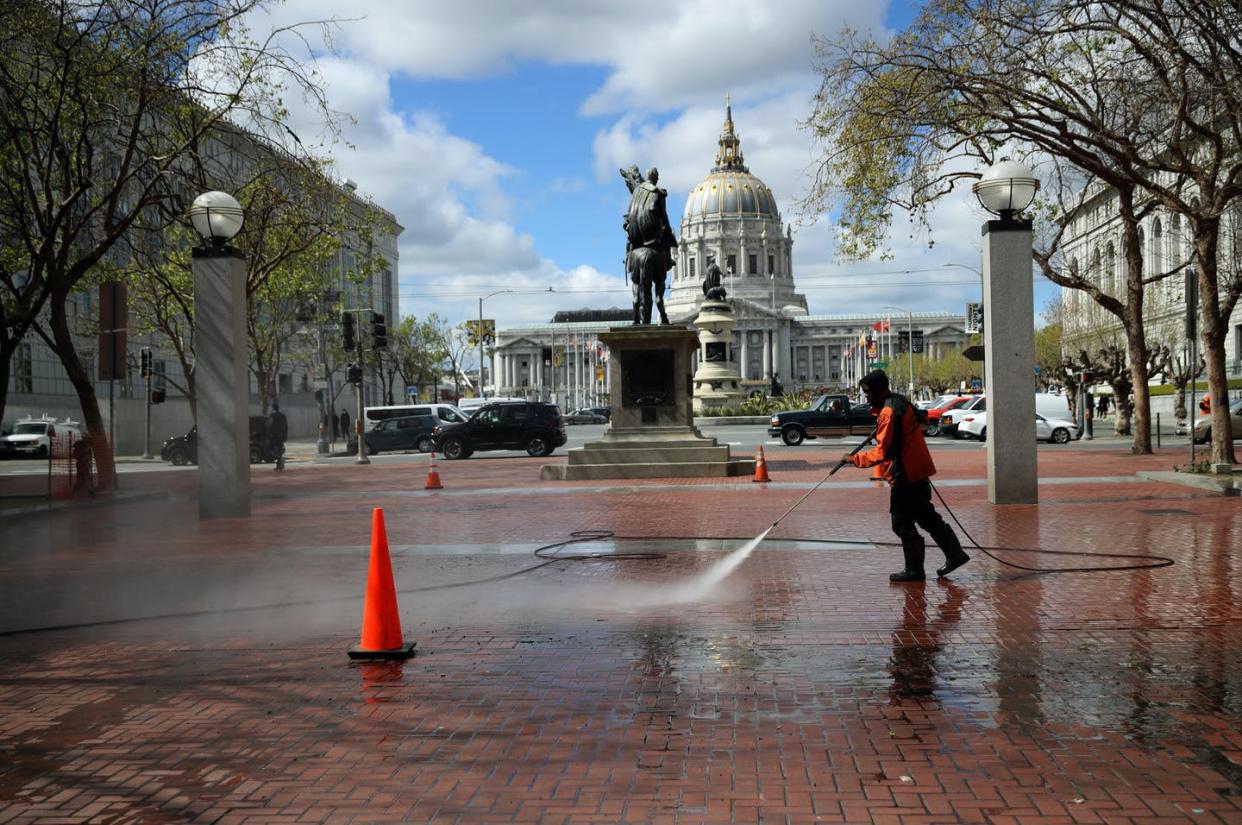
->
[241, 2, 1005, 331]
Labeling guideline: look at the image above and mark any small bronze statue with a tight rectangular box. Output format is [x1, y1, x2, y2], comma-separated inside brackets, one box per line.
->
[702, 261, 726, 300]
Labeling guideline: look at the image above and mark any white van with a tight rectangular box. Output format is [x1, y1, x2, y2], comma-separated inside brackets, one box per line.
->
[457, 396, 523, 415]
[362, 403, 469, 432]
[1034, 392, 1072, 419]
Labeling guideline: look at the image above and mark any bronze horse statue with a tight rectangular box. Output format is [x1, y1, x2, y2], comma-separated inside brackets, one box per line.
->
[621, 165, 677, 325]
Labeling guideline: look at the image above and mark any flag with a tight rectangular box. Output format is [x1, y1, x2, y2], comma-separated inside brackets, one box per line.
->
[859, 332, 867, 346]
[883, 319, 891, 332]
[872, 321, 882, 332]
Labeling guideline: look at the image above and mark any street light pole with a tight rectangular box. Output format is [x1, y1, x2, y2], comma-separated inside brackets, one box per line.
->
[477, 289, 512, 400]
[884, 305, 915, 398]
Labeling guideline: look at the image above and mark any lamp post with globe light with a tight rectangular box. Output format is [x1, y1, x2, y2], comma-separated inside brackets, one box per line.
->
[972, 160, 1039, 504]
[188, 191, 249, 519]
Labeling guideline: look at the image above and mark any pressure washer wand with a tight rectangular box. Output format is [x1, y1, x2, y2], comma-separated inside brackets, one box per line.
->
[764, 428, 878, 531]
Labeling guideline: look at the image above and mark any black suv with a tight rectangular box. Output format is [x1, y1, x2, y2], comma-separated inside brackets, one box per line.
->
[434, 401, 566, 459]
[160, 417, 282, 466]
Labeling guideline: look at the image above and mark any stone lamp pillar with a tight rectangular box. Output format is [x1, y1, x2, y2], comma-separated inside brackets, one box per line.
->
[692, 299, 745, 413]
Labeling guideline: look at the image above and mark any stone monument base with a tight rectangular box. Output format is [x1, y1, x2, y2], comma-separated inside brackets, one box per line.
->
[540, 325, 755, 480]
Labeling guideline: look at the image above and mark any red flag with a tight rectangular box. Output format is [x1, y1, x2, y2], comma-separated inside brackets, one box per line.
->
[872, 321, 883, 332]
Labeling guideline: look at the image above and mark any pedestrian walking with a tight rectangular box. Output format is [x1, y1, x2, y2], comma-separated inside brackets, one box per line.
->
[837, 369, 968, 582]
[339, 409, 351, 443]
[269, 403, 288, 471]
[1097, 394, 1109, 417]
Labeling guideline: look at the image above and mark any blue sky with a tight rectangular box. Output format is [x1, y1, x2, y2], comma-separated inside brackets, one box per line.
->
[256, 1, 1056, 341]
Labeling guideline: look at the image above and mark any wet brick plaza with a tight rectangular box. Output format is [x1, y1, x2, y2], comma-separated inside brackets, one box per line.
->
[0, 446, 1240, 823]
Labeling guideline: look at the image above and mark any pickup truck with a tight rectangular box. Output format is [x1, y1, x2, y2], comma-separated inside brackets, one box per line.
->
[768, 394, 877, 445]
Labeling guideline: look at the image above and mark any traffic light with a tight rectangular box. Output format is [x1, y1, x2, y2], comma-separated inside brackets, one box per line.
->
[342, 312, 356, 350]
[150, 388, 165, 404]
[371, 312, 387, 349]
[139, 348, 152, 378]
[347, 363, 363, 384]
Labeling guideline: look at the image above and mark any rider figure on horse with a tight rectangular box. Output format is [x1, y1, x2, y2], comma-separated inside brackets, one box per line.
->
[621, 165, 678, 325]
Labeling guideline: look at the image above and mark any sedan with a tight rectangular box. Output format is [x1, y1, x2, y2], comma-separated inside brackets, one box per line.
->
[1178, 398, 1242, 443]
[958, 412, 1081, 443]
[564, 408, 608, 425]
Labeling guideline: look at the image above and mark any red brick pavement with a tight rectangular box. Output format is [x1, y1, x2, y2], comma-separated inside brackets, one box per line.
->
[1, 446, 1240, 824]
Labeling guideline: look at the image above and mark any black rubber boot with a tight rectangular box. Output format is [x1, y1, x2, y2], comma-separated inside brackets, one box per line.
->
[936, 551, 970, 578]
[928, 523, 969, 578]
[890, 536, 926, 582]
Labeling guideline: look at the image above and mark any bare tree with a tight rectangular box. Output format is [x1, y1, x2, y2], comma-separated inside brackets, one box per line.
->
[0, 0, 338, 485]
[804, 0, 1240, 458]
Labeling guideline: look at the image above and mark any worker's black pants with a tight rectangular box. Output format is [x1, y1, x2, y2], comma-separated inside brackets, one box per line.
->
[889, 479, 963, 572]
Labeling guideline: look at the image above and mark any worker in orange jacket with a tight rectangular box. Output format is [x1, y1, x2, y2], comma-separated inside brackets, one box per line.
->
[840, 370, 969, 582]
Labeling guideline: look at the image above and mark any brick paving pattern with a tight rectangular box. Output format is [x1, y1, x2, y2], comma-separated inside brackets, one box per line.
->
[0, 445, 1240, 823]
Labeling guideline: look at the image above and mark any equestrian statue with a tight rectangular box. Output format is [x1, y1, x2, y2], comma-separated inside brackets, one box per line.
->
[620, 164, 678, 325]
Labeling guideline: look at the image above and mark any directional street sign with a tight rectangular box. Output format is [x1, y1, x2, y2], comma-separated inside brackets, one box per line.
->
[870, 361, 888, 369]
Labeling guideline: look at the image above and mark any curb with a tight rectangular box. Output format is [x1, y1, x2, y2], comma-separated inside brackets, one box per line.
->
[1136, 469, 1241, 496]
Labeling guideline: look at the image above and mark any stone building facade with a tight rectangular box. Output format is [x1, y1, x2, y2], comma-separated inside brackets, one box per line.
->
[491, 103, 969, 410]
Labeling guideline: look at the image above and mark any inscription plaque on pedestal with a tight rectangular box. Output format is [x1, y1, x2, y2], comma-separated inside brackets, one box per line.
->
[620, 349, 674, 407]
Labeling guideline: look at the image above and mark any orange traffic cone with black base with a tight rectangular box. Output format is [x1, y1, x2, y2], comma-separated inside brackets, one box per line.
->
[348, 508, 416, 660]
[753, 444, 771, 482]
[424, 451, 443, 490]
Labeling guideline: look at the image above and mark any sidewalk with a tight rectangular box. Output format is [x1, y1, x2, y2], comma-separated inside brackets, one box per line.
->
[1, 445, 1240, 823]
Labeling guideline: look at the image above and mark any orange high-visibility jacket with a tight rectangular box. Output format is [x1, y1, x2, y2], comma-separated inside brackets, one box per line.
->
[850, 395, 937, 485]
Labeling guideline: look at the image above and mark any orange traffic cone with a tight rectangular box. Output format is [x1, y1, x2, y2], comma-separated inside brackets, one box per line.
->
[424, 451, 443, 490]
[753, 444, 771, 483]
[348, 508, 417, 660]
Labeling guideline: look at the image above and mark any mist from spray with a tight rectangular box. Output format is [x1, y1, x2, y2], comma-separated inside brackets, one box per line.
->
[624, 526, 772, 606]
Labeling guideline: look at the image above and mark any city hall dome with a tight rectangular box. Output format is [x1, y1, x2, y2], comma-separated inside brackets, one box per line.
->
[666, 97, 803, 323]
[682, 102, 779, 221]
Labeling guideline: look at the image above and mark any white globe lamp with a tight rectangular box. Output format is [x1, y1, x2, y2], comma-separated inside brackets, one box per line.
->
[189, 191, 245, 247]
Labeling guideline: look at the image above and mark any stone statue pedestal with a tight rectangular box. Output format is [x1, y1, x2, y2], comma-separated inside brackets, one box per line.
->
[691, 299, 745, 413]
[540, 325, 754, 480]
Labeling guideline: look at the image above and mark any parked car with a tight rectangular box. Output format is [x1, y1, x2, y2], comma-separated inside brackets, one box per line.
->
[957, 411, 1081, 443]
[1179, 397, 1242, 443]
[564, 408, 608, 425]
[0, 416, 83, 459]
[923, 395, 974, 437]
[433, 401, 567, 459]
[767, 393, 876, 446]
[364, 414, 436, 454]
[939, 395, 986, 438]
[160, 416, 282, 466]
[587, 406, 612, 421]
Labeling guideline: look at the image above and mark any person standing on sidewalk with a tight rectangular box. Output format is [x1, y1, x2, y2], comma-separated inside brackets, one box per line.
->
[269, 403, 288, 472]
[339, 409, 351, 444]
[838, 369, 969, 582]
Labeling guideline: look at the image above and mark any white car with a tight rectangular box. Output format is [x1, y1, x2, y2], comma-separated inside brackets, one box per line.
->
[1178, 398, 1242, 443]
[957, 411, 1080, 443]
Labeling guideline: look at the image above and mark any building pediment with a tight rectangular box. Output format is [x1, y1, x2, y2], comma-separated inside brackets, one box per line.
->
[498, 337, 543, 351]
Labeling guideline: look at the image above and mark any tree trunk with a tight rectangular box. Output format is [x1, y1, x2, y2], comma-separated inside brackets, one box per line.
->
[48, 295, 115, 491]
[1115, 192, 1152, 453]
[1126, 330, 1151, 453]
[1193, 222, 1238, 465]
[0, 339, 13, 427]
